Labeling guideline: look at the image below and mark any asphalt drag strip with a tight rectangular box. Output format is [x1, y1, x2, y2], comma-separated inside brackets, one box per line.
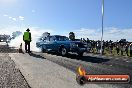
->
[34, 52, 132, 88]
[9, 53, 104, 88]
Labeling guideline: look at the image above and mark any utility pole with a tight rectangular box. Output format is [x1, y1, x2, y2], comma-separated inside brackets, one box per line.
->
[101, 0, 104, 55]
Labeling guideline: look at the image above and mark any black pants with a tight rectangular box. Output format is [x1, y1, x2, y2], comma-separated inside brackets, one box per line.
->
[121, 50, 123, 55]
[116, 48, 119, 55]
[125, 50, 128, 56]
[130, 50, 132, 57]
[25, 41, 30, 52]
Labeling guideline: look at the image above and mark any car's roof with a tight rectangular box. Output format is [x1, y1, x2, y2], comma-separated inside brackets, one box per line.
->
[50, 35, 67, 37]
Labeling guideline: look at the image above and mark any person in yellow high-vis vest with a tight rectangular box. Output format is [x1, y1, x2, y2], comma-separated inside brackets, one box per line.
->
[23, 28, 32, 53]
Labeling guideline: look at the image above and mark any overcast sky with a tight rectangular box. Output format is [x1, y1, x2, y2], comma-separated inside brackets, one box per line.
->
[0, 0, 132, 41]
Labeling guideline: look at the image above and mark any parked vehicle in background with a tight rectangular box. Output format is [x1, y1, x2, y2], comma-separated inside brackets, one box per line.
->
[36, 35, 87, 56]
[0, 35, 11, 42]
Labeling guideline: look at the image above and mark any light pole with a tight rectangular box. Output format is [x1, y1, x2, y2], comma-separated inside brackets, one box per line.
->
[101, 0, 104, 55]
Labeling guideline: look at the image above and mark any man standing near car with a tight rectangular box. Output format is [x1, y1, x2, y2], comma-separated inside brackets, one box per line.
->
[23, 28, 32, 53]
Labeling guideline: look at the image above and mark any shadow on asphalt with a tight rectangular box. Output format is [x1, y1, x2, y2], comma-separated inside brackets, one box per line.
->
[29, 53, 46, 59]
[47, 52, 110, 63]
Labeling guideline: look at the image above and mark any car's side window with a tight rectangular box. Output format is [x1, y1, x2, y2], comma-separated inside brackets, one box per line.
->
[50, 37, 55, 41]
[54, 37, 57, 41]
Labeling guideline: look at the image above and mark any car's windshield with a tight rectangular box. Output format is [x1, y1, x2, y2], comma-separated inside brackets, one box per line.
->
[55, 36, 69, 41]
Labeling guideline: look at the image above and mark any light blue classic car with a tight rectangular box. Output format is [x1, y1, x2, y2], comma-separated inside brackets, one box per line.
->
[36, 35, 87, 56]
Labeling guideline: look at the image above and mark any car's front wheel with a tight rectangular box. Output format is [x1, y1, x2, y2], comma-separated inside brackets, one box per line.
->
[77, 52, 84, 56]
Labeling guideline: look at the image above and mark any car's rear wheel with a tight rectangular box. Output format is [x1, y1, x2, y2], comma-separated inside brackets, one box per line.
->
[41, 48, 46, 53]
[41, 45, 46, 53]
[61, 47, 68, 56]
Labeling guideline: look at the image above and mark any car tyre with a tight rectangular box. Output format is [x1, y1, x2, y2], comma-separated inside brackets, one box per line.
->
[78, 52, 84, 56]
[61, 47, 68, 56]
[41, 45, 46, 53]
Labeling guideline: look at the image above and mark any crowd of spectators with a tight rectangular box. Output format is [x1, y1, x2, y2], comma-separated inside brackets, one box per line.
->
[80, 38, 132, 57]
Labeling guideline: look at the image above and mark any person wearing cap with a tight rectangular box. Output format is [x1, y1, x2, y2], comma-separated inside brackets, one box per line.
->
[23, 28, 32, 53]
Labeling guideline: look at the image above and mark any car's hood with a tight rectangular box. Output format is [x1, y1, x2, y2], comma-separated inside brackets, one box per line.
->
[36, 40, 84, 44]
[55, 40, 80, 43]
[69, 41, 84, 44]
